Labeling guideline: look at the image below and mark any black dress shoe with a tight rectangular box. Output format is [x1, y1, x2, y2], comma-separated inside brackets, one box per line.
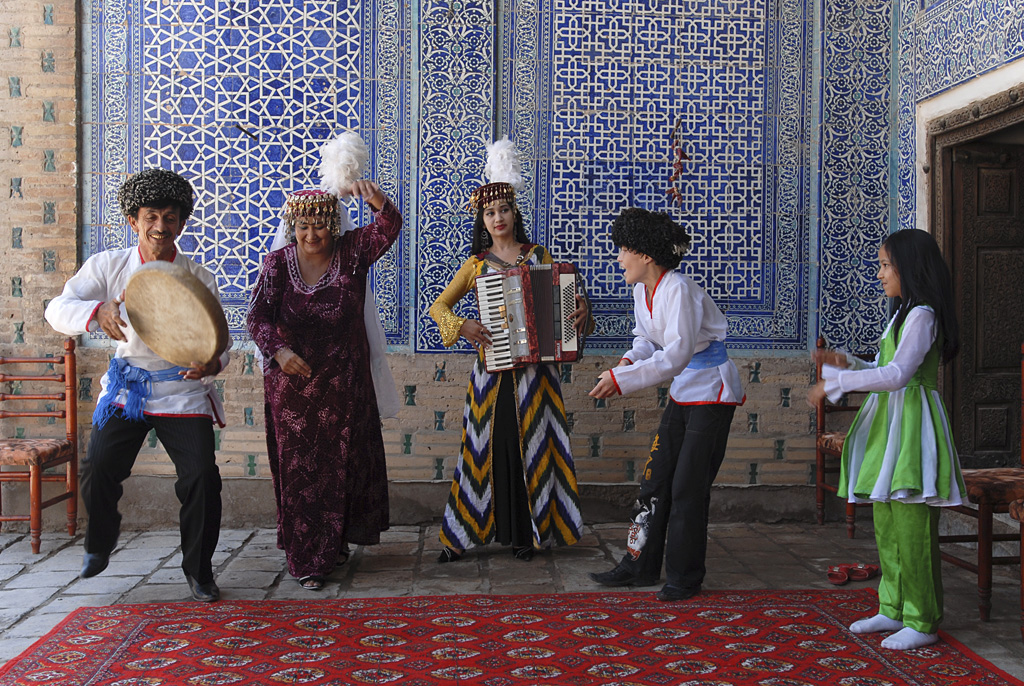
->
[80, 552, 109, 579]
[589, 565, 658, 587]
[185, 574, 220, 602]
[437, 547, 462, 564]
[512, 546, 535, 561]
[656, 584, 700, 602]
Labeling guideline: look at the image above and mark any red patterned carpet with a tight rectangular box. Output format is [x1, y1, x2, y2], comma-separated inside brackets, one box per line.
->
[0, 589, 1020, 685]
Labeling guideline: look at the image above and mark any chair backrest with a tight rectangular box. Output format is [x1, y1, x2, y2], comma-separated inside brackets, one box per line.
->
[0, 338, 77, 444]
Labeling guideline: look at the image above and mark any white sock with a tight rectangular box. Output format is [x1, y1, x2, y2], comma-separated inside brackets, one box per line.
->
[850, 614, 903, 634]
[880, 627, 939, 650]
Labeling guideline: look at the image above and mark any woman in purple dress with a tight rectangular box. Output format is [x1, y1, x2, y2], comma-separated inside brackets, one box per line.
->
[247, 181, 401, 590]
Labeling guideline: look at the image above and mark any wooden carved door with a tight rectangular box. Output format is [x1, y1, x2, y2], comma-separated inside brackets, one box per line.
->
[949, 143, 1024, 468]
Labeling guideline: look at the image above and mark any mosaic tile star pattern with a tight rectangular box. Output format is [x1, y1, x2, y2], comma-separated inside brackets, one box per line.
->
[84, 0, 411, 338]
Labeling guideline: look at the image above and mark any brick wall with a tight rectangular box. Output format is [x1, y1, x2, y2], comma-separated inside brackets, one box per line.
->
[0, 3, 821, 530]
[0, 1, 77, 358]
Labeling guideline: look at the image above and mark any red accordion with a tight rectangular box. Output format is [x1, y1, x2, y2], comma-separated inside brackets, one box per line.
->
[474, 262, 586, 373]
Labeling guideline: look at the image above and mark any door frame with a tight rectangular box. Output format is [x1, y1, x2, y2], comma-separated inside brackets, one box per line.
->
[927, 85, 1024, 465]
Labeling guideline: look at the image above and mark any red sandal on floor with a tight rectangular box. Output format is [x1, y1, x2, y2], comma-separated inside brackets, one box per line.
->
[847, 563, 879, 581]
[826, 565, 850, 585]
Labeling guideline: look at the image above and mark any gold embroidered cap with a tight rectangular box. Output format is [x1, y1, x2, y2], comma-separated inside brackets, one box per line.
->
[469, 182, 517, 211]
[282, 189, 340, 237]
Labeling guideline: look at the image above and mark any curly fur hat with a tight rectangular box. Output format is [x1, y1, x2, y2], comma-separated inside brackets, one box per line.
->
[610, 207, 691, 270]
[117, 169, 195, 220]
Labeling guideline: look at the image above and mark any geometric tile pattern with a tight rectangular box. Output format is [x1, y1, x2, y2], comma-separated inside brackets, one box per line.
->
[84, 0, 813, 353]
[83, 0, 411, 341]
[418, 0, 812, 353]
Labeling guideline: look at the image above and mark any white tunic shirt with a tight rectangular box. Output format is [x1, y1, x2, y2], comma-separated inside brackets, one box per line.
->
[610, 271, 745, 405]
[45, 247, 230, 424]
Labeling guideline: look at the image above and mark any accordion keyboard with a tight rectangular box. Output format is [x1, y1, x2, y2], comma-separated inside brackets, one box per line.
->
[475, 272, 514, 371]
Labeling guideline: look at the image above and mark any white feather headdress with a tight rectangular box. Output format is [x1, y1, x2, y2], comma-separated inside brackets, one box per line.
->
[483, 137, 524, 189]
[318, 131, 370, 199]
[470, 136, 524, 209]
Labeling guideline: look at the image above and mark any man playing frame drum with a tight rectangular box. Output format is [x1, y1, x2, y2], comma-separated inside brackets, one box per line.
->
[45, 169, 230, 602]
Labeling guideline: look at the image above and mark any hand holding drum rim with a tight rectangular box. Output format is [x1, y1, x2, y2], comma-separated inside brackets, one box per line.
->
[459, 319, 492, 350]
[96, 292, 129, 342]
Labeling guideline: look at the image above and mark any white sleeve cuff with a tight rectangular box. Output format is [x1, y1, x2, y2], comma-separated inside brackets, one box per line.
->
[821, 363, 845, 403]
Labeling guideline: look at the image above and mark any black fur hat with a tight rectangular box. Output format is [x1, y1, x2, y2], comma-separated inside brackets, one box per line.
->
[610, 207, 691, 270]
[118, 169, 195, 220]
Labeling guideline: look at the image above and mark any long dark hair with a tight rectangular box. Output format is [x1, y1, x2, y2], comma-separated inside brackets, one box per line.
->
[471, 204, 530, 255]
[881, 229, 959, 362]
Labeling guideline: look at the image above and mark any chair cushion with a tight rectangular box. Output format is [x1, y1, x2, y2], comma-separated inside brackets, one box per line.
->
[817, 432, 847, 454]
[0, 438, 74, 466]
[1009, 498, 1024, 523]
[961, 468, 1024, 506]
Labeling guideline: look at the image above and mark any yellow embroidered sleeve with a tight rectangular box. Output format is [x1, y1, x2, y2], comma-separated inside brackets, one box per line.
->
[428, 258, 480, 347]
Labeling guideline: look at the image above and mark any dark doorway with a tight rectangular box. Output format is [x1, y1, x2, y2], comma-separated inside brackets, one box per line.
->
[945, 131, 1024, 467]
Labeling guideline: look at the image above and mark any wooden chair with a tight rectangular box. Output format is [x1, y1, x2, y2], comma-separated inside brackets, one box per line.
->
[814, 337, 870, 538]
[1008, 497, 1024, 642]
[0, 338, 78, 553]
[938, 341, 1024, 621]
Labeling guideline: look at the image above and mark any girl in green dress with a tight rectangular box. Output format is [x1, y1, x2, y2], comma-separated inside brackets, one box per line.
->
[808, 228, 965, 650]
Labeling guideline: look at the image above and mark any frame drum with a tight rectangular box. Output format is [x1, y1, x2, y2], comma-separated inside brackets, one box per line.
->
[124, 261, 229, 367]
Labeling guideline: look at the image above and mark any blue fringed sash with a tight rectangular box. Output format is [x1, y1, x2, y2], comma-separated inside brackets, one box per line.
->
[686, 340, 729, 369]
[92, 358, 188, 429]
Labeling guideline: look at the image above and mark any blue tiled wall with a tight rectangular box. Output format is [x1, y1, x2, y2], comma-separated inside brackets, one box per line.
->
[84, 0, 812, 354]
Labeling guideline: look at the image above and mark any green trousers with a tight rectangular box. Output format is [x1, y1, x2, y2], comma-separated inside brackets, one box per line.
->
[873, 500, 943, 633]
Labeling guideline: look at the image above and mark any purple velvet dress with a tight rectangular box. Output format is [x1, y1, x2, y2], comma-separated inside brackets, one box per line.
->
[247, 201, 401, 579]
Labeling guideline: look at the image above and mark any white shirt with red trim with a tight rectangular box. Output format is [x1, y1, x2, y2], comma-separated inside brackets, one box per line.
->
[44, 247, 230, 425]
[610, 271, 744, 405]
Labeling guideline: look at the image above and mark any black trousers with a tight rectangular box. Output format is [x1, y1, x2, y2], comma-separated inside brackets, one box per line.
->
[491, 371, 532, 548]
[622, 402, 735, 590]
[81, 410, 222, 583]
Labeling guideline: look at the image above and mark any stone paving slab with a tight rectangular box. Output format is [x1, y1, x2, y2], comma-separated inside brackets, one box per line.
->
[88, 559, 166, 577]
[215, 570, 280, 589]
[109, 547, 178, 562]
[0, 565, 24, 583]
[64, 575, 146, 596]
[4, 570, 80, 590]
[0, 638, 40, 665]
[149, 567, 187, 584]
[122, 535, 180, 549]
[35, 594, 122, 615]
[0, 588, 57, 610]
[118, 584, 199, 605]
[3, 612, 67, 640]
[221, 556, 287, 573]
